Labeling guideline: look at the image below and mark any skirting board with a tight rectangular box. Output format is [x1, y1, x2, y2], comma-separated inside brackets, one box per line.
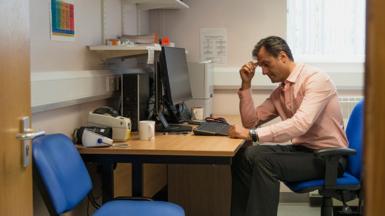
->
[31, 70, 118, 113]
[213, 62, 364, 90]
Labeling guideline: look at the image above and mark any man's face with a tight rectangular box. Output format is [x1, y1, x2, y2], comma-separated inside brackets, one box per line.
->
[256, 47, 289, 83]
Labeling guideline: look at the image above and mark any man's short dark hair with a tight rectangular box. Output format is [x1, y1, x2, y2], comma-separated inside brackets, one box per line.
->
[252, 36, 294, 61]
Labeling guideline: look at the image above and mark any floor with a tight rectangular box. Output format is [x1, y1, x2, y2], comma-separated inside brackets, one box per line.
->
[278, 203, 320, 216]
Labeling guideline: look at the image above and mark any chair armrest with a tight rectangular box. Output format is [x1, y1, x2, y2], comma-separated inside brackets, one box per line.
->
[315, 147, 356, 158]
[114, 196, 153, 201]
[314, 147, 355, 189]
[88, 195, 153, 210]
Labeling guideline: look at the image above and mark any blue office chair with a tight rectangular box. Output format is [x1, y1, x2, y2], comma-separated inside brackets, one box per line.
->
[33, 133, 185, 216]
[285, 99, 364, 216]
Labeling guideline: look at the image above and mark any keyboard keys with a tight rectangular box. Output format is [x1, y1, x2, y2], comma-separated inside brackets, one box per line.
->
[193, 122, 229, 136]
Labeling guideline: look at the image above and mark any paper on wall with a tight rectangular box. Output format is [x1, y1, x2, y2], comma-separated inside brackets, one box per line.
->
[200, 28, 227, 64]
[146, 46, 155, 64]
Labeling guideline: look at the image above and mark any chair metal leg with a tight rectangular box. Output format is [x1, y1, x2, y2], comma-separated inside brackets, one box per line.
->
[358, 189, 364, 215]
[339, 191, 353, 215]
[321, 197, 333, 216]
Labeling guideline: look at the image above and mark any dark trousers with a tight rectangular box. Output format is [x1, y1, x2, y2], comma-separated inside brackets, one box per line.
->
[231, 144, 345, 216]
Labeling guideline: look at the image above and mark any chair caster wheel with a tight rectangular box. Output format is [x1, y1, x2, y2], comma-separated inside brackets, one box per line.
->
[340, 206, 353, 214]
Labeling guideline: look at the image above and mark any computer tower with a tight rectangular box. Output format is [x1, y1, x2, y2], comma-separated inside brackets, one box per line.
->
[121, 73, 150, 131]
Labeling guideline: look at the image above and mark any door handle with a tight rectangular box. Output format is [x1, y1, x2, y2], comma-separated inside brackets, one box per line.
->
[16, 129, 45, 141]
[16, 116, 46, 168]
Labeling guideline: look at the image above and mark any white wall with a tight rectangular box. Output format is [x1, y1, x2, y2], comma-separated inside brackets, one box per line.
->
[30, 0, 132, 134]
[103, 0, 123, 40]
[30, 1, 130, 215]
[31, 0, 101, 71]
[148, 0, 364, 115]
[149, 0, 286, 66]
[122, 0, 150, 35]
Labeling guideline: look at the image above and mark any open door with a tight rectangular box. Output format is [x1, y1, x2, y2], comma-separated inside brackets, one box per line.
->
[0, 1, 33, 215]
[365, 0, 385, 215]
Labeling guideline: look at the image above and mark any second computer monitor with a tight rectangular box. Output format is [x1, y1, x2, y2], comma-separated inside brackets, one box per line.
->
[160, 46, 192, 106]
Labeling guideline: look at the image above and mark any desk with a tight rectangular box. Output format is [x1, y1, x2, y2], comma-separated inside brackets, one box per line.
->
[77, 133, 245, 203]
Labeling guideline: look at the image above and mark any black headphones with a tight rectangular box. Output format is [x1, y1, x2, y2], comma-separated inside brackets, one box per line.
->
[92, 106, 119, 117]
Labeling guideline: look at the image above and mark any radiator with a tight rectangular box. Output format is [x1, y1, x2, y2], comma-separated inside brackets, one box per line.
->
[339, 96, 363, 120]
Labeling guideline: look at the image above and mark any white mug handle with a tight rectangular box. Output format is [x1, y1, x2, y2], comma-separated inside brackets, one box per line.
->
[148, 124, 154, 140]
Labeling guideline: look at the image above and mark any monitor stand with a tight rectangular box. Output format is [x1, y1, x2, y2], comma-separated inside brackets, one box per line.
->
[163, 100, 192, 124]
[177, 102, 192, 122]
[155, 112, 192, 133]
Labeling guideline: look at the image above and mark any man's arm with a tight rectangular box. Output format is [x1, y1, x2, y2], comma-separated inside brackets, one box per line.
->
[256, 72, 335, 143]
[228, 61, 278, 140]
[238, 88, 278, 128]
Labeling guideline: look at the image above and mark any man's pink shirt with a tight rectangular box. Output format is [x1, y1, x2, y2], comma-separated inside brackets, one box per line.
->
[238, 63, 348, 149]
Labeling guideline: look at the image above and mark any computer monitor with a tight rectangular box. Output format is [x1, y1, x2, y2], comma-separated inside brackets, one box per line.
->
[159, 46, 192, 122]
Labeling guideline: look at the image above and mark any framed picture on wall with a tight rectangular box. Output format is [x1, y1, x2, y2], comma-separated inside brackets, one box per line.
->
[50, 0, 75, 41]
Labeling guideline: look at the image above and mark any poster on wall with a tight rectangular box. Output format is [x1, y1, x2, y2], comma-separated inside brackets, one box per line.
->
[200, 28, 227, 64]
[50, 0, 75, 41]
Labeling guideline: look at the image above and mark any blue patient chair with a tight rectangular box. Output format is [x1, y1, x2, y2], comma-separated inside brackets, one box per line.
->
[33, 133, 185, 216]
[285, 100, 364, 216]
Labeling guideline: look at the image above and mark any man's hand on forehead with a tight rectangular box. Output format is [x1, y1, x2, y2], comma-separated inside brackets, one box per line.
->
[251, 60, 260, 67]
[248, 61, 259, 69]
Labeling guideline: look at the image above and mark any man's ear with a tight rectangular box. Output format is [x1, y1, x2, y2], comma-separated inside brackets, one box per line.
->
[279, 51, 288, 63]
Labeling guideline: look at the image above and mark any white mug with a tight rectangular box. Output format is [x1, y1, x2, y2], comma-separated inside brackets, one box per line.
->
[139, 120, 155, 141]
[191, 107, 204, 120]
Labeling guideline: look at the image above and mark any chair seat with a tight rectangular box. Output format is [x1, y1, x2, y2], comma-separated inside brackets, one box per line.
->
[285, 172, 360, 193]
[93, 200, 185, 216]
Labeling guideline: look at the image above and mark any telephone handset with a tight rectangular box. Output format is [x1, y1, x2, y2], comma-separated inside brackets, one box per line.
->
[92, 106, 119, 117]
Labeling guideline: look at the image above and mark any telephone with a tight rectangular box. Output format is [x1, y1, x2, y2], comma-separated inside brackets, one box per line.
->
[88, 106, 131, 141]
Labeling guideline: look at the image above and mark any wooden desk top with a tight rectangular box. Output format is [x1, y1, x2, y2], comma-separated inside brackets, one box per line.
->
[77, 115, 245, 157]
[77, 133, 244, 157]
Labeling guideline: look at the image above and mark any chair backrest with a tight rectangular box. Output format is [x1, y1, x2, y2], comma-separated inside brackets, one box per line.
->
[345, 99, 364, 180]
[33, 134, 93, 214]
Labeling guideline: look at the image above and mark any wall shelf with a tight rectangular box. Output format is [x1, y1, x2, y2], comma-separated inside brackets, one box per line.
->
[126, 0, 189, 10]
[88, 44, 161, 60]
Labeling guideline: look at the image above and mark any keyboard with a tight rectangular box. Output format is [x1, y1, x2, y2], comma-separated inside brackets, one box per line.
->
[193, 121, 230, 136]
[156, 124, 192, 133]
